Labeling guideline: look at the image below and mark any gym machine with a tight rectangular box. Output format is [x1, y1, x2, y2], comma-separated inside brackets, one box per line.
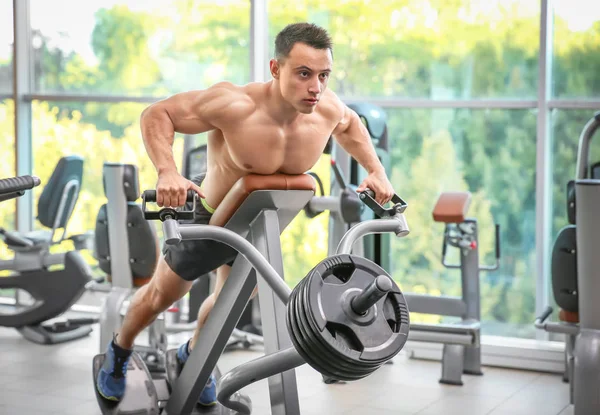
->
[535, 111, 600, 415]
[405, 192, 500, 385]
[0, 156, 97, 344]
[176, 144, 264, 351]
[87, 162, 183, 373]
[93, 172, 411, 415]
[307, 103, 501, 385]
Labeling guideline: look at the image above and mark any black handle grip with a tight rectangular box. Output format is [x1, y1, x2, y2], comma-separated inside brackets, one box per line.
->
[0, 176, 41, 195]
[142, 189, 197, 203]
[359, 189, 407, 218]
[142, 190, 197, 221]
[536, 306, 553, 323]
[495, 224, 501, 259]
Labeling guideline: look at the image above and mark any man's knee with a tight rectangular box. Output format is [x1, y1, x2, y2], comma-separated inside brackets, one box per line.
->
[147, 257, 193, 313]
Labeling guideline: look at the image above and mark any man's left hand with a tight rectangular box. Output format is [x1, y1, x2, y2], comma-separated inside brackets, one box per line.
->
[356, 169, 395, 206]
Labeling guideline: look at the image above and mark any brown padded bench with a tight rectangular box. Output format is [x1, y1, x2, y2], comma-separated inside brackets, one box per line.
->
[209, 173, 316, 227]
[432, 192, 472, 224]
[559, 309, 580, 324]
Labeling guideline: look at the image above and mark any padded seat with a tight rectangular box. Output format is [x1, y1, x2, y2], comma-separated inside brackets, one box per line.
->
[559, 309, 579, 324]
[209, 173, 317, 227]
[432, 192, 472, 224]
[3, 230, 52, 248]
[95, 164, 159, 288]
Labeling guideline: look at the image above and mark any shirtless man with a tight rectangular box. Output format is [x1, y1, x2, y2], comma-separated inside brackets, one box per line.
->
[96, 22, 395, 406]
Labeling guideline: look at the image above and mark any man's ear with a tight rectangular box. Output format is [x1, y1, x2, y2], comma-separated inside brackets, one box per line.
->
[270, 59, 281, 79]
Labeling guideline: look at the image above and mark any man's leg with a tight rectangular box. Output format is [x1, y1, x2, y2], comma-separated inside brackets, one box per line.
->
[117, 257, 194, 349]
[189, 264, 258, 350]
[96, 256, 193, 401]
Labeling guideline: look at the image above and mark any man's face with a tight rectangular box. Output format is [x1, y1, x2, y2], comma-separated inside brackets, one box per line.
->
[272, 43, 333, 114]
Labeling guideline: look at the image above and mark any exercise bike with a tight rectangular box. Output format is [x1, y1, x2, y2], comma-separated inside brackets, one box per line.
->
[0, 157, 97, 345]
[93, 172, 412, 415]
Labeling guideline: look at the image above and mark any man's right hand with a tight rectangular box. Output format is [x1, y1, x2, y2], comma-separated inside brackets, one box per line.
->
[156, 170, 205, 207]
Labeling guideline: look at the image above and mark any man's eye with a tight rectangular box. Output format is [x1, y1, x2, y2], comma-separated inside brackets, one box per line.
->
[300, 72, 309, 77]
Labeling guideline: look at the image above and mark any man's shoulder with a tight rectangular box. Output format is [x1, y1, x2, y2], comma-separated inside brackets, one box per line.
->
[319, 89, 346, 122]
[205, 81, 257, 117]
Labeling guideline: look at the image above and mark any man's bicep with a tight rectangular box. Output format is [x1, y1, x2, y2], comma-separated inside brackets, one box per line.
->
[332, 105, 363, 140]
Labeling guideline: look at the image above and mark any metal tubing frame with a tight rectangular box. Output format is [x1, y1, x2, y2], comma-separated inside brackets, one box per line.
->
[165, 212, 299, 414]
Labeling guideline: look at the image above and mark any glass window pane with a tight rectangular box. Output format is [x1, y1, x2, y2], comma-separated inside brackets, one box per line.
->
[552, 1, 600, 98]
[30, 1, 250, 95]
[0, 0, 13, 93]
[31, 101, 184, 280]
[385, 108, 537, 338]
[268, 0, 539, 99]
[0, 99, 15, 280]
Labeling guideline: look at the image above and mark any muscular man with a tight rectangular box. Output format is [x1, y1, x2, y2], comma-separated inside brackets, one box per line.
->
[96, 22, 395, 406]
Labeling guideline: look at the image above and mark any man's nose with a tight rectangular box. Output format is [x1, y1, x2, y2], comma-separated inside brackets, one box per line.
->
[308, 80, 321, 94]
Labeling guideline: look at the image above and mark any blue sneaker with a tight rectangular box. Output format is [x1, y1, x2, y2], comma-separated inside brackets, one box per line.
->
[177, 340, 218, 406]
[96, 338, 132, 402]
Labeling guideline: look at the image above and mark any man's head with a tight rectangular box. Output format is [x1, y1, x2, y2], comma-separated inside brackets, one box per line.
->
[270, 23, 333, 114]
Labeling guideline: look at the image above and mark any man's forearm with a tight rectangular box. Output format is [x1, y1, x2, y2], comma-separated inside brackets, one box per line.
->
[335, 134, 385, 174]
[140, 106, 178, 175]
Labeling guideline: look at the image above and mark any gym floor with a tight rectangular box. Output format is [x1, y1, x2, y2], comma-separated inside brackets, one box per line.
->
[0, 324, 572, 415]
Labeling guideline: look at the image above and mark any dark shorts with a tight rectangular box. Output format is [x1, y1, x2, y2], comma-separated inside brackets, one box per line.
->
[163, 173, 238, 281]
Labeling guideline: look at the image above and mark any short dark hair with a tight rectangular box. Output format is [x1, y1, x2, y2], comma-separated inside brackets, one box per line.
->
[274, 23, 333, 60]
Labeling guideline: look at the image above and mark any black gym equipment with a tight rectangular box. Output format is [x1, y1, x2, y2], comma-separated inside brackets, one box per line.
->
[86, 163, 167, 373]
[0, 156, 97, 344]
[92, 172, 411, 415]
[535, 111, 600, 415]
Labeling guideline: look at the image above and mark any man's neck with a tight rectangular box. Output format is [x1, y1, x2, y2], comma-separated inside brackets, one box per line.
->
[266, 80, 301, 125]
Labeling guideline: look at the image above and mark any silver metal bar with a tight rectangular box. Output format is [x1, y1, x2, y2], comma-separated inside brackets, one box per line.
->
[307, 196, 340, 214]
[251, 209, 300, 415]
[535, 320, 580, 336]
[165, 257, 257, 415]
[24, 93, 162, 103]
[404, 293, 467, 318]
[575, 115, 600, 180]
[178, 225, 292, 303]
[340, 98, 538, 109]
[408, 330, 474, 346]
[250, 0, 268, 82]
[548, 100, 600, 109]
[103, 164, 133, 288]
[411, 321, 480, 334]
[336, 216, 409, 255]
[13, 0, 33, 234]
[535, 0, 553, 340]
[218, 347, 305, 414]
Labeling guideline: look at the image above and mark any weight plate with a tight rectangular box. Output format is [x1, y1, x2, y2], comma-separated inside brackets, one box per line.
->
[286, 254, 410, 381]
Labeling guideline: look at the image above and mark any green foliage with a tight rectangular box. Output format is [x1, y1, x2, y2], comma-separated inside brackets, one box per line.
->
[2, 0, 599, 338]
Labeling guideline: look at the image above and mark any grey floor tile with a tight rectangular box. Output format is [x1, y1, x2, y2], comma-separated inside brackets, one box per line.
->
[416, 394, 506, 415]
[558, 404, 574, 415]
[0, 327, 574, 415]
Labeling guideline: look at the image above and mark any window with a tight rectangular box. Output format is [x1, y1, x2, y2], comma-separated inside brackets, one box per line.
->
[31, 100, 184, 240]
[268, 0, 539, 99]
[30, 0, 251, 95]
[0, 0, 13, 94]
[552, 1, 600, 98]
[384, 108, 538, 338]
